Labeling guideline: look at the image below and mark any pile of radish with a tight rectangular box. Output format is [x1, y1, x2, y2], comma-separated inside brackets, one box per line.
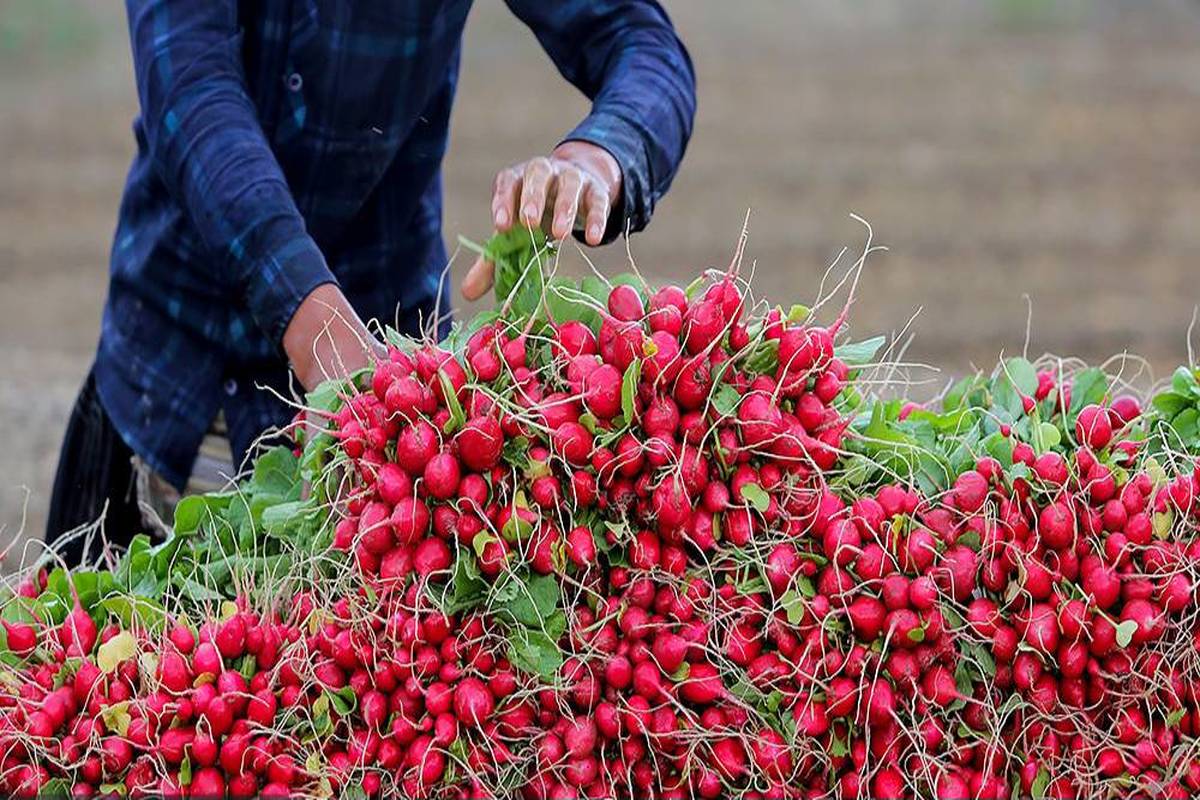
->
[4, 229, 1200, 799]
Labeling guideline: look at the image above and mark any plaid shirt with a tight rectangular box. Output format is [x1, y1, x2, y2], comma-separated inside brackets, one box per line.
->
[97, 0, 695, 489]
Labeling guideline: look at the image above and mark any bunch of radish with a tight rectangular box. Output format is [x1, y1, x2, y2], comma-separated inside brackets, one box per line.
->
[5, 236, 1200, 798]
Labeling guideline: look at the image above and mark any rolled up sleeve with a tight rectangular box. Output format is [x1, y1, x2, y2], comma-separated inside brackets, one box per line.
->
[126, 0, 335, 347]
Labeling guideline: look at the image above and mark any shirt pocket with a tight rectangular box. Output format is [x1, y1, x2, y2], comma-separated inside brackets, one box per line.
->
[275, 0, 451, 140]
[273, 129, 399, 248]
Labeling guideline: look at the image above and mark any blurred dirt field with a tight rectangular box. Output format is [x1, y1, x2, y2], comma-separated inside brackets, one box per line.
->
[4, 0, 1200, 560]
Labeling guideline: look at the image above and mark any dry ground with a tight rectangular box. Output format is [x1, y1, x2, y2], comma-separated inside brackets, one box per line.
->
[4, 0, 1200, 562]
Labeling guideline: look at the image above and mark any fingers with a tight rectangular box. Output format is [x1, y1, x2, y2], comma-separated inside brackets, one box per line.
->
[550, 165, 584, 241]
[518, 157, 555, 229]
[493, 155, 612, 246]
[581, 182, 611, 246]
[461, 256, 495, 301]
[492, 168, 521, 232]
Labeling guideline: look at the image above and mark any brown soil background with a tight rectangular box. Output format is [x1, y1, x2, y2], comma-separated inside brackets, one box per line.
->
[4, 1, 1200, 564]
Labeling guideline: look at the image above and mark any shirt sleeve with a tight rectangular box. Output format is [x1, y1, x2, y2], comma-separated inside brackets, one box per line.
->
[125, 0, 335, 348]
[503, 1, 697, 243]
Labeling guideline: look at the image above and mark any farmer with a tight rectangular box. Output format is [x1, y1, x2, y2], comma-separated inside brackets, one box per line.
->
[45, 2, 695, 563]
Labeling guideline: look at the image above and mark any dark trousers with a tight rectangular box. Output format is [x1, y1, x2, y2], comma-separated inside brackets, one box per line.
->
[44, 369, 145, 566]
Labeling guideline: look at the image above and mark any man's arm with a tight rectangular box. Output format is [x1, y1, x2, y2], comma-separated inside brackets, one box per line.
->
[462, 0, 696, 300]
[126, 0, 378, 388]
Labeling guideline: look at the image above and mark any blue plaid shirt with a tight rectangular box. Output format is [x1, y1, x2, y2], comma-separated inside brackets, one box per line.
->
[98, 0, 695, 489]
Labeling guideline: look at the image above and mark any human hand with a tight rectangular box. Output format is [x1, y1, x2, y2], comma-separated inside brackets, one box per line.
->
[462, 140, 622, 301]
[283, 283, 385, 392]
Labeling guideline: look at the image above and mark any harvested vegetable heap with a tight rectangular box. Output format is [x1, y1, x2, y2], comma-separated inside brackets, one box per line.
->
[5, 228, 1200, 799]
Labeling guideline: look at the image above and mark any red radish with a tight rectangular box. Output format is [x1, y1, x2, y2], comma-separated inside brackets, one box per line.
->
[922, 664, 958, 707]
[456, 416, 504, 472]
[59, 600, 97, 657]
[1021, 603, 1061, 654]
[643, 331, 682, 383]
[848, 596, 886, 641]
[608, 284, 645, 322]
[454, 677, 495, 728]
[3, 621, 37, 658]
[552, 422, 593, 466]
[423, 452, 461, 500]
[583, 364, 622, 420]
[396, 420, 439, 476]
[1034, 452, 1068, 485]
[556, 321, 597, 357]
[951, 470, 989, 514]
[566, 526, 597, 569]
[414, 538, 451, 576]
[1076, 403, 1113, 449]
[1120, 598, 1164, 645]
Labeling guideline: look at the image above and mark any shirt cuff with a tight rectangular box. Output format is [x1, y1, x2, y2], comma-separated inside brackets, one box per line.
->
[236, 224, 338, 350]
[562, 111, 653, 245]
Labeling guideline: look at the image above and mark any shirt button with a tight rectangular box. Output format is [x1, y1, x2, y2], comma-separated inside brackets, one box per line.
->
[286, 72, 303, 92]
[224, 379, 238, 396]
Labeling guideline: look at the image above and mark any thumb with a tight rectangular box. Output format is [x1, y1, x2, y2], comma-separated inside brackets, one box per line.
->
[462, 256, 495, 301]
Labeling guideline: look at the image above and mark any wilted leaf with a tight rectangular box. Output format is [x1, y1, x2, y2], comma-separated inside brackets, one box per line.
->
[97, 631, 137, 673]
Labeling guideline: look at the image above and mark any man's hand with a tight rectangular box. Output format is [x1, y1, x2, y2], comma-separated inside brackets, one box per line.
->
[283, 283, 385, 392]
[462, 141, 622, 301]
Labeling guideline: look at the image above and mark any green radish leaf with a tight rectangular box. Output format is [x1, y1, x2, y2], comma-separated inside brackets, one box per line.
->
[1172, 365, 1198, 396]
[305, 378, 345, 416]
[982, 431, 1014, 466]
[1038, 422, 1061, 450]
[1004, 357, 1038, 396]
[786, 304, 810, 323]
[1114, 619, 1138, 648]
[502, 573, 560, 629]
[1152, 392, 1190, 419]
[1031, 767, 1050, 799]
[473, 531, 499, 560]
[39, 779, 69, 799]
[260, 500, 311, 536]
[610, 273, 642, 292]
[507, 628, 563, 680]
[99, 595, 168, 632]
[940, 604, 965, 631]
[780, 590, 806, 625]
[735, 576, 767, 597]
[439, 554, 484, 618]
[955, 530, 982, 551]
[326, 686, 357, 717]
[621, 359, 642, 423]
[1167, 707, 1186, 727]
[1172, 408, 1199, 444]
[251, 446, 300, 500]
[1069, 368, 1108, 416]
[580, 275, 610, 306]
[172, 494, 230, 536]
[741, 483, 770, 514]
[438, 371, 466, 435]
[744, 339, 779, 375]
[796, 576, 816, 599]
[907, 626, 926, 643]
[545, 277, 601, 330]
[711, 384, 742, 418]
[835, 335, 886, 367]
